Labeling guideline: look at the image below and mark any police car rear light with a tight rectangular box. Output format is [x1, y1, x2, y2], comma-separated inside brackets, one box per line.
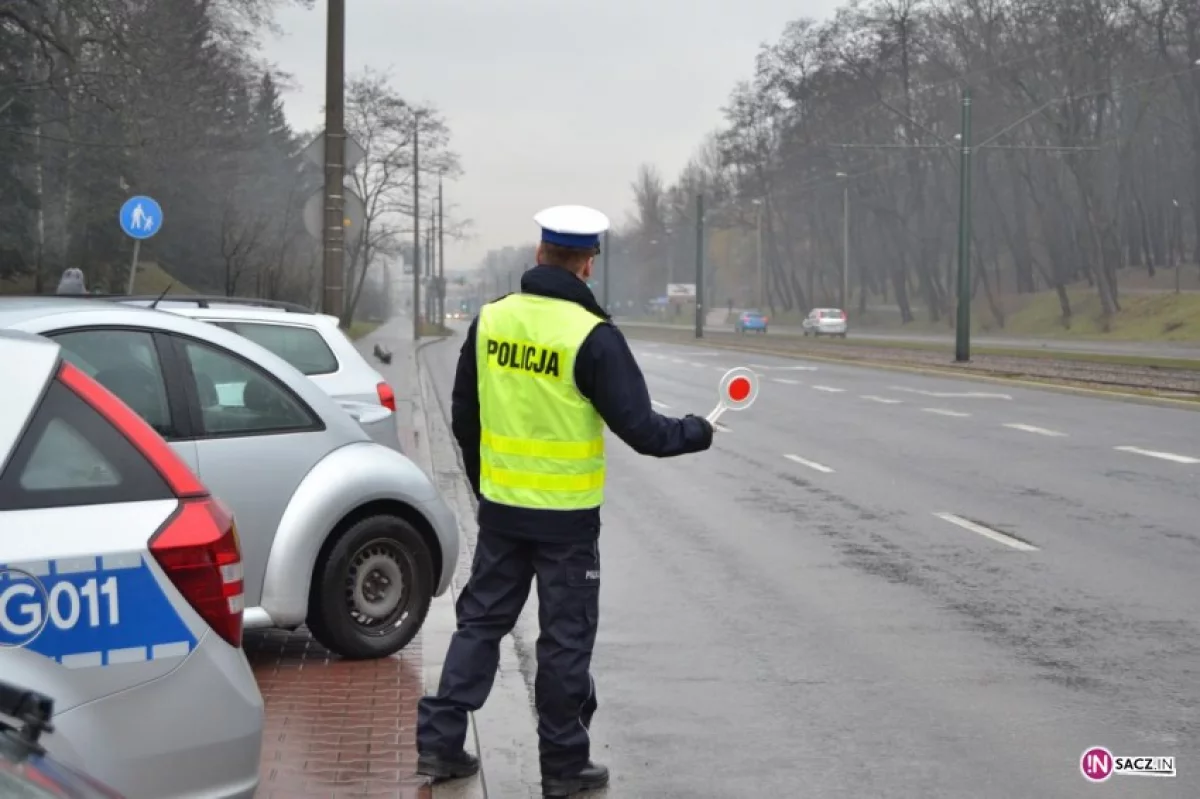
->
[149, 498, 245, 648]
[58, 361, 206, 498]
[377, 381, 396, 412]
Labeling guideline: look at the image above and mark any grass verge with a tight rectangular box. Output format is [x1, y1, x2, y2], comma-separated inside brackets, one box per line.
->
[346, 321, 382, 340]
[627, 323, 1200, 372]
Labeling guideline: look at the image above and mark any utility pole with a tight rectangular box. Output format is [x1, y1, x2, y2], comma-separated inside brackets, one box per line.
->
[842, 182, 850, 310]
[321, 0, 346, 321]
[412, 122, 421, 340]
[756, 203, 764, 309]
[437, 177, 445, 326]
[427, 208, 435, 326]
[694, 193, 704, 339]
[954, 86, 973, 363]
[602, 230, 611, 313]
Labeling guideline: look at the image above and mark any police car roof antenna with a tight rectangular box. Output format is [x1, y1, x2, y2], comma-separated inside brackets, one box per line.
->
[148, 282, 174, 309]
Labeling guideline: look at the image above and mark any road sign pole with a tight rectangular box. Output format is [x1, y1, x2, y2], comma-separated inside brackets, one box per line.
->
[126, 240, 141, 295]
[322, 0, 347, 324]
[954, 86, 973, 363]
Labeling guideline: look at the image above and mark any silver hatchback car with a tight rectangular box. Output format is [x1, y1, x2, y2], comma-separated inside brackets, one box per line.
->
[120, 296, 402, 451]
[0, 297, 459, 661]
[0, 329, 262, 798]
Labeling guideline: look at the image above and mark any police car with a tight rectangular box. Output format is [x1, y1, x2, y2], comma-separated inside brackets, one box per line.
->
[0, 330, 263, 798]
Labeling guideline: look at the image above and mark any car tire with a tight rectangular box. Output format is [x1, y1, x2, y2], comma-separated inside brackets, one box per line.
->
[307, 514, 434, 660]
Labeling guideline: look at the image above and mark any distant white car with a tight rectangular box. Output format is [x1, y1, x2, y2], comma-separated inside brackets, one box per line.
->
[120, 296, 400, 452]
[802, 307, 848, 338]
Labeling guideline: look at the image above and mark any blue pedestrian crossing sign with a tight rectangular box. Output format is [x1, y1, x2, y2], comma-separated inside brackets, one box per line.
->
[119, 195, 163, 240]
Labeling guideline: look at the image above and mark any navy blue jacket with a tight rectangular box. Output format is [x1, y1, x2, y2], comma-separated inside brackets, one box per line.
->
[451, 264, 713, 542]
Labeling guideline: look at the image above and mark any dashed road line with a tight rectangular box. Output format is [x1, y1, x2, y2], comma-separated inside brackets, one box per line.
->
[783, 453, 835, 473]
[813, 385, 845, 393]
[1114, 446, 1199, 465]
[775, 365, 818, 371]
[934, 512, 1039, 552]
[922, 407, 970, 418]
[862, 395, 902, 404]
[651, 400, 670, 409]
[688, 361, 706, 368]
[671, 358, 685, 364]
[1004, 423, 1066, 437]
[892, 386, 1012, 400]
[749, 363, 774, 370]
[772, 378, 801, 385]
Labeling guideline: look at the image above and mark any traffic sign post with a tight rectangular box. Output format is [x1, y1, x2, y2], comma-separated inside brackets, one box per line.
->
[119, 195, 163, 294]
[707, 367, 759, 427]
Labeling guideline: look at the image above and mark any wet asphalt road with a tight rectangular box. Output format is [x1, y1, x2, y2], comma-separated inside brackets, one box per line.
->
[423, 322, 1199, 798]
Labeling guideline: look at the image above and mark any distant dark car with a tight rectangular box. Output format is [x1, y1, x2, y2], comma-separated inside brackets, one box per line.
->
[0, 681, 125, 798]
[734, 310, 769, 334]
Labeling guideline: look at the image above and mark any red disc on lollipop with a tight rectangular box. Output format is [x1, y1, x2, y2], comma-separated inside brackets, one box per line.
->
[727, 376, 751, 403]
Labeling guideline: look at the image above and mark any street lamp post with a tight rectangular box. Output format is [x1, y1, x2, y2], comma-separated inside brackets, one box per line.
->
[835, 173, 849, 310]
[954, 87, 974, 363]
[694, 193, 704, 339]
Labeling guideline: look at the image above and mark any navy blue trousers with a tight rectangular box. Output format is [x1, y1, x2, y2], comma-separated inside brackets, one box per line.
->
[416, 529, 600, 778]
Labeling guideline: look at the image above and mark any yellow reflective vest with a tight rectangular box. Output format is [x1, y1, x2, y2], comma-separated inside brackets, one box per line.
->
[476, 293, 606, 510]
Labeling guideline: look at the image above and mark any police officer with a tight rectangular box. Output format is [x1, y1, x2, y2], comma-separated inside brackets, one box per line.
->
[416, 205, 714, 797]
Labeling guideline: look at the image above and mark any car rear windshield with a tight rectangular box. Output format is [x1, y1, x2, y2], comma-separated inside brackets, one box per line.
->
[820, 310, 843, 318]
[215, 322, 339, 376]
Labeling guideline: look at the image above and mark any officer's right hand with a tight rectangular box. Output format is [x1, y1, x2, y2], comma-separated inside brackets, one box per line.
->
[683, 414, 714, 451]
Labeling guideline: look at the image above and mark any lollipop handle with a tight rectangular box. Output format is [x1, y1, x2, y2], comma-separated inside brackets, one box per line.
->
[706, 404, 726, 425]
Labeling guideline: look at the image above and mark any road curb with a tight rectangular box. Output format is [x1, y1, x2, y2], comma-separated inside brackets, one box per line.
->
[623, 329, 1200, 412]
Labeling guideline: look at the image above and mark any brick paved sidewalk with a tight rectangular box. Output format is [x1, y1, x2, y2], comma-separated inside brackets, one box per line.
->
[245, 318, 438, 799]
[246, 628, 432, 799]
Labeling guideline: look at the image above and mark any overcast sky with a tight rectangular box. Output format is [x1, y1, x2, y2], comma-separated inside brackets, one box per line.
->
[257, 0, 837, 271]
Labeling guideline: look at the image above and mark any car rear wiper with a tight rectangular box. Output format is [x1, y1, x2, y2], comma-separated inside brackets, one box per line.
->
[0, 680, 55, 756]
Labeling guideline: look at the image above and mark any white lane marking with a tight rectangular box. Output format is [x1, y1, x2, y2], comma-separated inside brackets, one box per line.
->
[688, 361, 706, 368]
[671, 358, 685, 364]
[775, 365, 818, 371]
[713, 366, 727, 372]
[813, 385, 845, 393]
[651, 400, 670, 409]
[922, 407, 970, 417]
[1114, 446, 1200, 465]
[934, 512, 1039, 552]
[783, 453, 835, 473]
[772, 378, 801, 385]
[1004, 423, 1066, 437]
[714, 422, 732, 432]
[749, 363, 773, 369]
[892, 386, 1012, 400]
[862, 395, 902, 404]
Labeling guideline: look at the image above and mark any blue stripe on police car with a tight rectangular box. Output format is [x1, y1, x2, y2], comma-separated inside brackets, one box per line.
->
[0, 555, 197, 667]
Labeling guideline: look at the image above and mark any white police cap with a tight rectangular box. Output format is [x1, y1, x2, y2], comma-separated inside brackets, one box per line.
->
[534, 205, 610, 251]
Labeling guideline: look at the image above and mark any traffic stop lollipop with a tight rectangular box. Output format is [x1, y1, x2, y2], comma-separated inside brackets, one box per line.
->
[706, 367, 759, 427]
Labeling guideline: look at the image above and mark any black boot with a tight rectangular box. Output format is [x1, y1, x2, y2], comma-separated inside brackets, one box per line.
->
[542, 761, 610, 797]
[416, 750, 480, 782]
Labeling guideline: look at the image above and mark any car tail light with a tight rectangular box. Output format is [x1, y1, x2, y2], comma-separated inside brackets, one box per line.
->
[58, 362, 205, 498]
[377, 381, 396, 412]
[150, 499, 245, 647]
[840, 311, 847, 320]
[763, 316, 769, 323]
